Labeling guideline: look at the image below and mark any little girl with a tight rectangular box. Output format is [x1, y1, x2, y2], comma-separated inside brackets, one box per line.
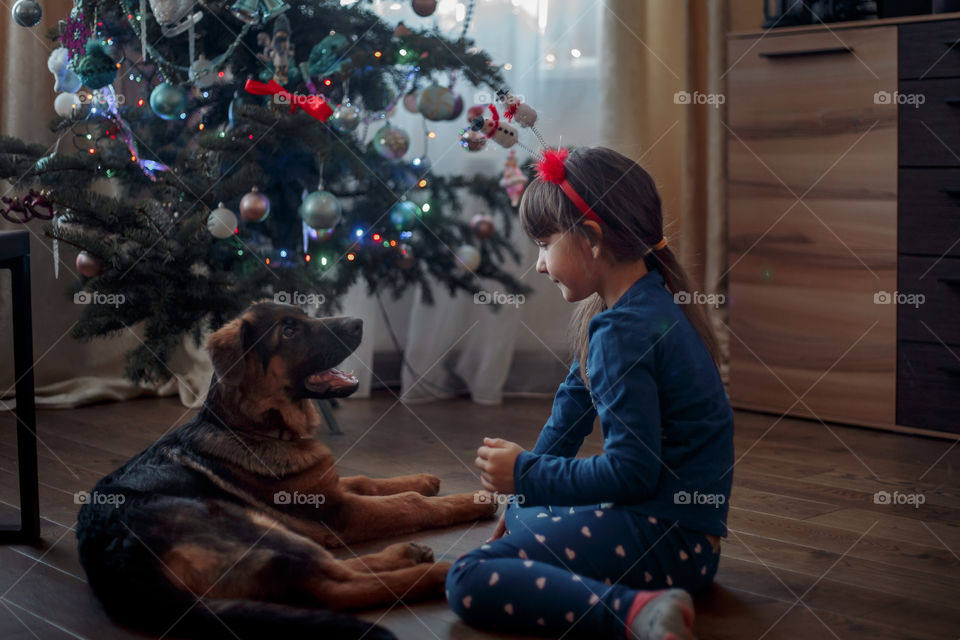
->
[446, 147, 734, 639]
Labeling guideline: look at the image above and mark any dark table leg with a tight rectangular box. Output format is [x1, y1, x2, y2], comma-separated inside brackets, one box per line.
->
[0, 254, 40, 544]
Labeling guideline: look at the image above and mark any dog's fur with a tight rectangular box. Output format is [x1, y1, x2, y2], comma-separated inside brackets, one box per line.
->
[77, 302, 497, 640]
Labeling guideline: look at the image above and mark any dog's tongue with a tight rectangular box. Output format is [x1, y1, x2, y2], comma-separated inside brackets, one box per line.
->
[307, 368, 357, 389]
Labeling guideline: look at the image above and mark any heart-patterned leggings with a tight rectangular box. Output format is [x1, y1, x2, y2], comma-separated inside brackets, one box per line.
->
[446, 500, 720, 636]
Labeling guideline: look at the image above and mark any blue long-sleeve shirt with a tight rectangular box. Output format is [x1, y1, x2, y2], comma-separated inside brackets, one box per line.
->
[513, 268, 734, 537]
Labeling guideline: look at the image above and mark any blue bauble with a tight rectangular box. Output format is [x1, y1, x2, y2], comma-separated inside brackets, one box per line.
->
[389, 201, 420, 231]
[150, 82, 188, 120]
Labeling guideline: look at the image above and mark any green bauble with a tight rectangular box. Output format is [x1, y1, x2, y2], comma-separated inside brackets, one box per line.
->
[150, 82, 189, 120]
[74, 43, 117, 90]
[389, 201, 420, 231]
[308, 33, 350, 77]
[299, 190, 342, 230]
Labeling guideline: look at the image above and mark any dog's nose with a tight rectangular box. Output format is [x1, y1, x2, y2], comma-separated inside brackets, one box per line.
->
[344, 318, 362, 339]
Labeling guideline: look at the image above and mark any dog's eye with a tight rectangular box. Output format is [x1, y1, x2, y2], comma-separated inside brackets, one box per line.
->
[282, 325, 297, 338]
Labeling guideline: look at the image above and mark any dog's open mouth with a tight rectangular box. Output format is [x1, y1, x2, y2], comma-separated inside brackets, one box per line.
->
[304, 368, 359, 395]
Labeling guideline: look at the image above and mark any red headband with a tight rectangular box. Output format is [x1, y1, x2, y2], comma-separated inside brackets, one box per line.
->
[535, 148, 604, 226]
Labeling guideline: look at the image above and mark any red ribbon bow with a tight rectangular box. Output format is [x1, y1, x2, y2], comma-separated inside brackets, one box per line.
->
[244, 78, 334, 122]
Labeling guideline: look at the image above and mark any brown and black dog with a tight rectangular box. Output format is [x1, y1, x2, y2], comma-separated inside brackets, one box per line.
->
[77, 301, 496, 640]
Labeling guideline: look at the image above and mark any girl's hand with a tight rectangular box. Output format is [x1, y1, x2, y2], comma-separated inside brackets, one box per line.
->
[475, 437, 524, 495]
[486, 513, 508, 542]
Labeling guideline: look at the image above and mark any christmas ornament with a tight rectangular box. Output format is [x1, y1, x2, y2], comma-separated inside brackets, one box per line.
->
[74, 43, 118, 90]
[417, 84, 455, 121]
[412, 0, 437, 17]
[499, 150, 528, 206]
[257, 13, 294, 85]
[12, 0, 42, 27]
[188, 55, 220, 89]
[228, 91, 253, 128]
[471, 105, 518, 149]
[147, 0, 202, 37]
[455, 244, 481, 272]
[470, 214, 495, 239]
[394, 21, 412, 37]
[459, 128, 486, 152]
[61, 12, 92, 59]
[149, 82, 189, 120]
[239, 187, 270, 222]
[331, 102, 360, 132]
[47, 48, 81, 94]
[76, 251, 104, 278]
[466, 104, 485, 122]
[373, 124, 410, 159]
[403, 91, 420, 114]
[447, 94, 464, 121]
[299, 190, 341, 229]
[308, 33, 350, 77]
[396, 243, 415, 269]
[390, 201, 420, 231]
[207, 204, 237, 239]
[54, 92, 82, 117]
[231, 0, 289, 23]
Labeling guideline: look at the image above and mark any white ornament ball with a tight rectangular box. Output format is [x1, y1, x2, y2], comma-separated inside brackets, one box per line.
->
[455, 244, 481, 272]
[207, 203, 237, 239]
[54, 92, 82, 117]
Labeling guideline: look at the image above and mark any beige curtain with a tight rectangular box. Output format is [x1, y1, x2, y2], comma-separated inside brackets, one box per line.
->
[600, 0, 756, 386]
[0, 1, 211, 409]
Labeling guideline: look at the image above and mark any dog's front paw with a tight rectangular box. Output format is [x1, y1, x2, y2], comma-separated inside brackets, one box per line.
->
[415, 473, 441, 496]
[472, 491, 500, 519]
[406, 542, 435, 564]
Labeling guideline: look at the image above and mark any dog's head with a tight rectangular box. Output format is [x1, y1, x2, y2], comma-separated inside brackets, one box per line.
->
[203, 302, 362, 439]
[207, 301, 362, 400]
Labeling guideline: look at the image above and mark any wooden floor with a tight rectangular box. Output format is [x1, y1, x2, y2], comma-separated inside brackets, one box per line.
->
[0, 391, 958, 640]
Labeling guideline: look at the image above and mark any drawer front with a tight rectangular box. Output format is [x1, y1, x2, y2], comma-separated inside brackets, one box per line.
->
[728, 27, 898, 428]
[899, 169, 960, 257]
[897, 341, 960, 433]
[900, 19, 960, 80]
[898, 255, 960, 344]
[899, 78, 960, 167]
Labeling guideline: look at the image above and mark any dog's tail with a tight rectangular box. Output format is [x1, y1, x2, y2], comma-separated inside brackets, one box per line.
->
[167, 598, 397, 640]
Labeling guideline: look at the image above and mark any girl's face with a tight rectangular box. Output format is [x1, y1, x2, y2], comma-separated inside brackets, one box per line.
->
[534, 231, 598, 302]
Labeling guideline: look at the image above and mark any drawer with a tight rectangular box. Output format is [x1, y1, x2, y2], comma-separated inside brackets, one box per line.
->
[900, 19, 960, 80]
[897, 255, 960, 344]
[728, 28, 897, 187]
[899, 78, 960, 167]
[899, 169, 960, 257]
[897, 341, 960, 433]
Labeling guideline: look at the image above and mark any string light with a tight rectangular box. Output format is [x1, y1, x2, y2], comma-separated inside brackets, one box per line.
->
[418, 179, 428, 188]
[280, 249, 287, 258]
[422, 203, 431, 212]
[305, 254, 311, 262]
[346, 252, 357, 261]
[571, 48, 582, 58]
[321, 257, 328, 266]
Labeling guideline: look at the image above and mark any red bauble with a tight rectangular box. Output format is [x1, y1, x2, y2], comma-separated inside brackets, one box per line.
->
[239, 187, 270, 222]
[412, 0, 437, 17]
[76, 251, 104, 278]
[470, 214, 496, 239]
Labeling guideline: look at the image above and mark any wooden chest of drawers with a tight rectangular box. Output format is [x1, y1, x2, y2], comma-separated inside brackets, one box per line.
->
[727, 16, 960, 437]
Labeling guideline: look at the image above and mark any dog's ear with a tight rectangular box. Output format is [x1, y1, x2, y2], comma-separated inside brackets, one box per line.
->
[206, 317, 249, 387]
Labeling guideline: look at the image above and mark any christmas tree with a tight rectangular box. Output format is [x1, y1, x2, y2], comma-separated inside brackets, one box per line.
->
[0, 0, 530, 384]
